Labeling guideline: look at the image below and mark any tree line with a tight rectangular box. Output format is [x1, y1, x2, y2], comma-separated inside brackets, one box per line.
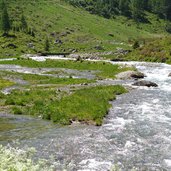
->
[0, 1, 49, 52]
[0, 1, 35, 36]
[66, 0, 171, 22]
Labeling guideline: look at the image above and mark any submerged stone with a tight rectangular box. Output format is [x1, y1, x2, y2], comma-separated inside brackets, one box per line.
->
[133, 80, 158, 87]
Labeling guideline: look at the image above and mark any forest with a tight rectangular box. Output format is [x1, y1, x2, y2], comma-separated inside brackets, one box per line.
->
[66, 0, 171, 22]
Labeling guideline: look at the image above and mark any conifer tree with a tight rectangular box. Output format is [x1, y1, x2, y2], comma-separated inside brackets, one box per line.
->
[44, 37, 50, 52]
[129, 0, 144, 21]
[0, 0, 5, 9]
[20, 15, 28, 31]
[2, 5, 11, 34]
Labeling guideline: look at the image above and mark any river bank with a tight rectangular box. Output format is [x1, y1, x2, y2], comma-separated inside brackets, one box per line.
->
[0, 58, 135, 126]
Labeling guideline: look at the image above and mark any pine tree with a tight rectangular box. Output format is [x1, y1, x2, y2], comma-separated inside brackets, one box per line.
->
[44, 37, 50, 52]
[0, 0, 5, 9]
[2, 5, 11, 34]
[129, 0, 144, 21]
[20, 15, 28, 31]
[119, 0, 130, 15]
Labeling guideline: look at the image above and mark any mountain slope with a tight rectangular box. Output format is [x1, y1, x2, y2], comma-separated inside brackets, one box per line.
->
[0, 0, 169, 58]
[123, 36, 171, 63]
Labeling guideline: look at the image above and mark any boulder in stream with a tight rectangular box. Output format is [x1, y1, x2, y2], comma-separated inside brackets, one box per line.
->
[133, 80, 158, 87]
[168, 73, 171, 77]
[117, 71, 146, 80]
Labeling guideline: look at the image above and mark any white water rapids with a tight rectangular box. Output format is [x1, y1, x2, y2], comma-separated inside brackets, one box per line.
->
[1, 61, 171, 170]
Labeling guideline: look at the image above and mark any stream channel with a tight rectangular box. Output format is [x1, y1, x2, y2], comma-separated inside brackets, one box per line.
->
[1, 61, 171, 171]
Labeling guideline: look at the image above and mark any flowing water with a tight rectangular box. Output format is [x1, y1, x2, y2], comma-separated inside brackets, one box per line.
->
[1, 62, 171, 170]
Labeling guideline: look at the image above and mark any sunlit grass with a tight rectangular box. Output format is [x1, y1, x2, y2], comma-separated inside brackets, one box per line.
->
[0, 78, 14, 90]
[0, 59, 135, 79]
[3, 85, 127, 125]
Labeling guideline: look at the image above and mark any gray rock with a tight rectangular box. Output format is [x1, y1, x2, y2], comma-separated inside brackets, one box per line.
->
[94, 45, 104, 50]
[55, 39, 62, 44]
[27, 43, 34, 48]
[114, 48, 131, 55]
[60, 31, 71, 37]
[168, 73, 171, 77]
[117, 71, 146, 80]
[108, 33, 114, 37]
[133, 80, 158, 87]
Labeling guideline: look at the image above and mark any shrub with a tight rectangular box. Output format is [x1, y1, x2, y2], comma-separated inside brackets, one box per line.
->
[166, 22, 171, 33]
[133, 41, 140, 49]
[5, 98, 15, 105]
[0, 145, 55, 171]
[12, 106, 23, 115]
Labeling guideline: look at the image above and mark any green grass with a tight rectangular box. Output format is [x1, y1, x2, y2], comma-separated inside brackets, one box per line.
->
[43, 70, 70, 75]
[0, 59, 131, 126]
[52, 85, 127, 125]
[0, 71, 94, 85]
[3, 85, 127, 125]
[0, 0, 169, 58]
[22, 74, 94, 85]
[0, 59, 135, 79]
[0, 78, 14, 90]
[124, 36, 171, 63]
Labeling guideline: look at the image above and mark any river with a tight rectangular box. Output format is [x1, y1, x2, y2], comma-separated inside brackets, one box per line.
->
[0, 62, 171, 171]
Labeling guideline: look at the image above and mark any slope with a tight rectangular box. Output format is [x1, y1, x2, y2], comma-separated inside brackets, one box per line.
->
[0, 0, 169, 58]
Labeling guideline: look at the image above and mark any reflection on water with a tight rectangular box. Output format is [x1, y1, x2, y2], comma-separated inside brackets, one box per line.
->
[0, 114, 55, 143]
[0, 120, 16, 132]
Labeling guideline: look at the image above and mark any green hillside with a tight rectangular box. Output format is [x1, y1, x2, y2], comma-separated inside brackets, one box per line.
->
[123, 36, 171, 63]
[0, 0, 169, 58]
